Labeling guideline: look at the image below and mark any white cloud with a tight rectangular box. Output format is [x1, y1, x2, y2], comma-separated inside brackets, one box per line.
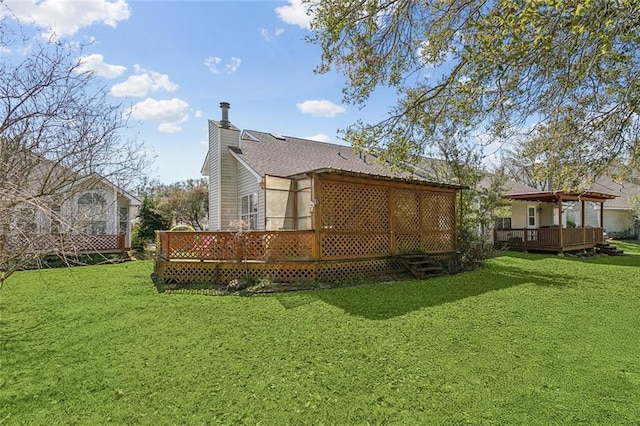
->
[77, 53, 126, 78]
[275, 0, 314, 29]
[296, 99, 345, 118]
[126, 97, 191, 133]
[1, 0, 131, 39]
[110, 65, 178, 97]
[204, 56, 241, 74]
[305, 133, 331, 143]
[260, 27, 285, 41]
[0, 46, 11, 54]
[194, 110, 203, 118]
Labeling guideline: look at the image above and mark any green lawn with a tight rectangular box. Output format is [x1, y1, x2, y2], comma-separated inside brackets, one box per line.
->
[1, 242, 639, 424]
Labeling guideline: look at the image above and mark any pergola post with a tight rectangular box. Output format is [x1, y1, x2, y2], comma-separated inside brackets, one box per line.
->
[581, 199, 586, 245]
[600, 201, 605, 242]
[558, 195, 564, 249]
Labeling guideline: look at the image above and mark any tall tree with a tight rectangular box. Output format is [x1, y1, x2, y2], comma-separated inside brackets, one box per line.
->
[136, 196, 169, 244]
[309, 0, 640, 183]
[0, 28, 149, 286]
[155, 178, 209, 231]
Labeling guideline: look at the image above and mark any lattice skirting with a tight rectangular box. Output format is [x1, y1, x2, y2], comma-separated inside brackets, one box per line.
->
[154, 257, 407, 285]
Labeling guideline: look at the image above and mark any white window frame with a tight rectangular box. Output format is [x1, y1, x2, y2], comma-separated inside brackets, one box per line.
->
[78, 192, 107, 234]
[527, 205, 538, 228]
[241, 193, 259, 230]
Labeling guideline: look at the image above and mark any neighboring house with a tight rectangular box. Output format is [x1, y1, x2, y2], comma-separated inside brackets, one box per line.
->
[8, 171, 140, 254]
[494, 180, 620, 253]
[155, 102, 466, 285]
[58, 173, 142, 249]
[581, 176, 640, 238]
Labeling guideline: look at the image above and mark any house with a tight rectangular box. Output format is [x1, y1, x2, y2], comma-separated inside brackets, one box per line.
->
[493, 180, 622, 253]
[582, 176, 639, 239]
[6, 169, 140, 255]
[154, 102, 467, 285]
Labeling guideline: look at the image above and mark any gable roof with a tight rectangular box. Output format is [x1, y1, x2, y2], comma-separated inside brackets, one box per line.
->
[59, 173, 142, 206]
[232, 130, 442, 182]
[590, 176, 640, 209]
[501, 176, 639, 208]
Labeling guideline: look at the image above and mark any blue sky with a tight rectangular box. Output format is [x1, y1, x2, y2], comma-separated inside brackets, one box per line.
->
[1, 0, 400, 183]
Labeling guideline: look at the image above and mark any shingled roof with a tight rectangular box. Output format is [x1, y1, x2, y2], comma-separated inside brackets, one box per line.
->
[590, 176, 640, 209]
[231, 130, 445, 182]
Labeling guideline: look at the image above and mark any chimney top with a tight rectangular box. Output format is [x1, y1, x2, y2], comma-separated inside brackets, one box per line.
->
[220, 102, 230, 128]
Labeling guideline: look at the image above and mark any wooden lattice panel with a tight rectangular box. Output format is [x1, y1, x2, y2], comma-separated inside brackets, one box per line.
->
[167, 232, 237, 260]
[422, 232, 455, 252]
[394, 190, 420, 232]
[421, 192, 456, 252]
[316, 258, 405, 282]
[321, 234, 390, 259]
[156, 260, 317, 285]
[262, 232, 314, 261]
[27, 233, 124, 254]
[161, 231, 315, 262]
[218, 262, 317, 284]
[320, 181, 389, 231]
[155, 257, 407, 286]
[395, 234, 421, 254]
[422, 193, 455, 231]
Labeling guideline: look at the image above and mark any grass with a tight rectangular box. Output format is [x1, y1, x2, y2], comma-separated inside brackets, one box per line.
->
[1, 242, 639, 424]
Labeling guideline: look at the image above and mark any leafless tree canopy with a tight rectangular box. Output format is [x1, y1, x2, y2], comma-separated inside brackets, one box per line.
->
[0, 25, 150, 285]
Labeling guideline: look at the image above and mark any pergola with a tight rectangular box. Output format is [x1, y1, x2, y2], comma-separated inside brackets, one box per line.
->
[497, 190, 617, 252]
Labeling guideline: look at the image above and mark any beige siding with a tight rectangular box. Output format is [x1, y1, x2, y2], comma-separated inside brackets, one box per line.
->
[539, 203, 555, 227]
[511, 201, 528, 228]
[219, 130, 239, 230]
[208, 121, 221, 230]
[238, 165, 263, 230]
[604, 209, 635, 234]
[208, 122, 240, 230]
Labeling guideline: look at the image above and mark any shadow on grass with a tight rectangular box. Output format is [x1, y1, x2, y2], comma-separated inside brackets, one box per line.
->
[301, 259, 583, 320]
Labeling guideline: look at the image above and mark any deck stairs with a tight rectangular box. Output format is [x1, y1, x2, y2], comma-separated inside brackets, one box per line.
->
[596, 242, 624, 256]
[398, 254, 445, 279]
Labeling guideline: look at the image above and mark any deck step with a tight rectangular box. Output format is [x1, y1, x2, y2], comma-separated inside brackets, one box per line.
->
[596, 243, 624, 256]
[398, 255, 445, 279]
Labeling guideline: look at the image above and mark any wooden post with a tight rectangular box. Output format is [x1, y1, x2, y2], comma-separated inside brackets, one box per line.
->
[600, 201, 604, 240]
[119, 233, 126, 252]
[388, 187, 396, 255]
[558, 196, 564, 250]
[581, 199, 586, 245]
[312, 174, 322, 261]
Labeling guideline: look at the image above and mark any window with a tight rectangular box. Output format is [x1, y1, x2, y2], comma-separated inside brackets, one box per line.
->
[241, 193, 258, 230]
[78, 192, 107, 234]
[494, 217, 511, 230]
[14, 206, 37, 233]
[51, 204, 61, 234]
[527, 206, 537, 228]
[119, 206, 128, 234]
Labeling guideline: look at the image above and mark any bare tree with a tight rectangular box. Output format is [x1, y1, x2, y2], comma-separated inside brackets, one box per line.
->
[0, 28, 149, 286]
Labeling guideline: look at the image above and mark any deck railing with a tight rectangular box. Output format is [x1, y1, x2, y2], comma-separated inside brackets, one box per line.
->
[157, 230, 315, 262]
[15, 233, 127, 254]
[494, 227, 604, 250]
[156, 228, 459, 263]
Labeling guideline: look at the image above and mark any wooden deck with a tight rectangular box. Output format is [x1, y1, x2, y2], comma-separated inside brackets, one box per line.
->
[155, 171, 464, 285]
[154, 230, 458, 285]
[494, 227, 605, 252]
